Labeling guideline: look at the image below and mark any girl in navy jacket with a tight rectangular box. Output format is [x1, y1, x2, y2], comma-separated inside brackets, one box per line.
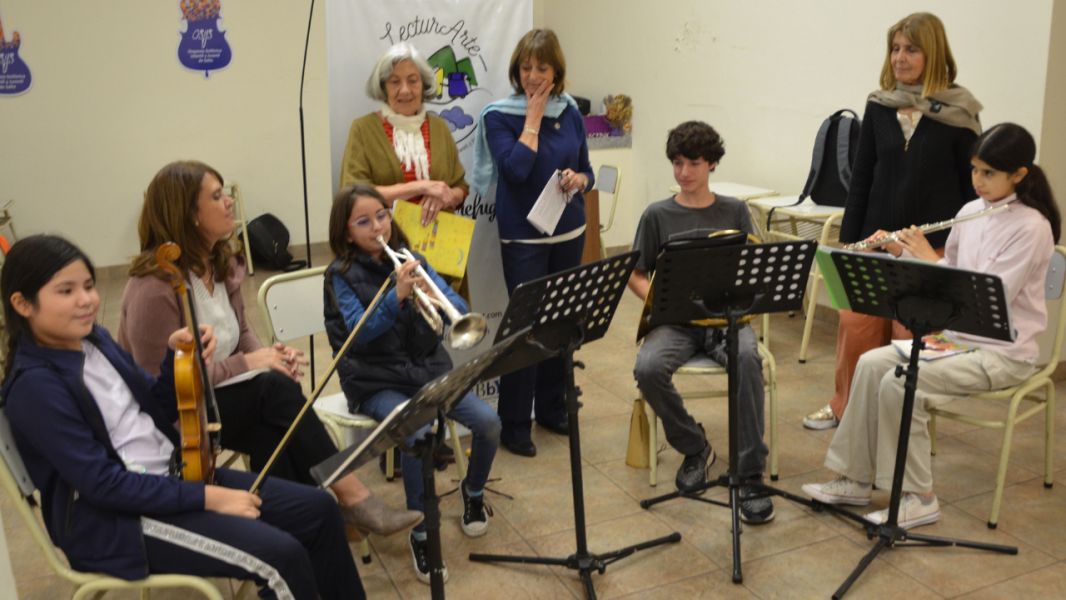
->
[1, 235, 363, 599]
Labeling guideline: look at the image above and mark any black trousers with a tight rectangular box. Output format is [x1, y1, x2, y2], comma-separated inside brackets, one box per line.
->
[144, 469, 364, 600]
[214, 371, 337, 485]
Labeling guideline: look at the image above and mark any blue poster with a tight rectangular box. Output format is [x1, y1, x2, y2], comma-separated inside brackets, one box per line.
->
[0, 15, 31, 95]
[178, 0, 231, 77]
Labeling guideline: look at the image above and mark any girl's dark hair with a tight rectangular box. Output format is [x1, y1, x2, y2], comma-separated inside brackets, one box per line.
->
[328, 183, 411, 271]
[1, 235, 96, 381]
[972, 123, 1061, 242]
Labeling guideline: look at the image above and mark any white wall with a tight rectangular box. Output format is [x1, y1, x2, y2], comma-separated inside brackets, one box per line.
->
[0, 1, 1056, 266]
[0, 1, 334, 267]
[541, 0, 1054, 249]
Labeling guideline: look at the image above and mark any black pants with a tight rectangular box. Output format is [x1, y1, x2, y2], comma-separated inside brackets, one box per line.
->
[144, 469, 364, 599]
[214, 371, 337, 485]
[497, 234, 585, 443]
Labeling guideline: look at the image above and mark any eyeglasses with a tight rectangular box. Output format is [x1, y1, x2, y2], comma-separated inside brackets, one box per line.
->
[349, 209, 391, 229]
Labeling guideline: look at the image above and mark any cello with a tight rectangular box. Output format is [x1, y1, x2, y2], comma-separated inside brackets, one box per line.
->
[156, 242, 222, 482]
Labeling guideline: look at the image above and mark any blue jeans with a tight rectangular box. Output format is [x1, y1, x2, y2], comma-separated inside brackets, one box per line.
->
[360, 389, 500, 526]
[498, 234, 585, 443]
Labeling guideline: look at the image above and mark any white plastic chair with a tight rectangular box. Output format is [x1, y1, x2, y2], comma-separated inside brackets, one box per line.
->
[595, 165, 622, 259]
[928, 245, 1066, 528]
[0, 410, 237, 599]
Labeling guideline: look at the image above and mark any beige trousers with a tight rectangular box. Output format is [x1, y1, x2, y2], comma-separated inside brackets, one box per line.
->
[825, 344, 1034, 493]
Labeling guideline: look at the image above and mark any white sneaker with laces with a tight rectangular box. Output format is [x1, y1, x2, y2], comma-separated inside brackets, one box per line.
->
[803, 404, 839, 430]
[864, 493, 940, 530]
[802, 476, 872, 506]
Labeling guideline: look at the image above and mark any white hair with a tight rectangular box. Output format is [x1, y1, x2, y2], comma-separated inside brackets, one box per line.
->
[365, 43, 436, 102]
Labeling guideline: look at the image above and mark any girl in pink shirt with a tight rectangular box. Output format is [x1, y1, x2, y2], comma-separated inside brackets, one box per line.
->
[803, 122, 1060, 530]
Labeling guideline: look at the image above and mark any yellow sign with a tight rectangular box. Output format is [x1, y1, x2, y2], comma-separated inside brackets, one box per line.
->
[392, 200, 476, 278]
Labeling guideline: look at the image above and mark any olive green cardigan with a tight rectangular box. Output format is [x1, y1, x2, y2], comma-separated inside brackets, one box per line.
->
[339, 112, 469, 196]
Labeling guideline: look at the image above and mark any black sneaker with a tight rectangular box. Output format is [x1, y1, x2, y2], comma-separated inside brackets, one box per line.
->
[739, 485, 775, 524]
[460, 481, 491, 537]
[409, 533, 449, 584]
[675, 443, 716, 493]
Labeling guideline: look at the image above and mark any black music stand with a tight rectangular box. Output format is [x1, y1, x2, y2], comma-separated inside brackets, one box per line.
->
[311, 332, 526, 600]
[468, 252, 681, 600]
[638, 239, 818, 584]
[815, 249, 1018, 599]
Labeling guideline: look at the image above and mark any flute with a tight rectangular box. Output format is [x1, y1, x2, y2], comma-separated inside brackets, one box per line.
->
[842, 203, 1011, 251]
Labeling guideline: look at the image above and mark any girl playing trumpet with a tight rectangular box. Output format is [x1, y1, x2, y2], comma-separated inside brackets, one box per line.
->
[803, 122, 1061, 529]
[324, 183, 501, 584]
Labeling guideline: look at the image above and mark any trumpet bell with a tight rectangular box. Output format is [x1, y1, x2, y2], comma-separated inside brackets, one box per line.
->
[447, 313, 488, 350]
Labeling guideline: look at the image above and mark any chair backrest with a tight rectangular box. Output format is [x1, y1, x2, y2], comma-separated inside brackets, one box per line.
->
[0, 407, 96, 586]
[595, 164, 622, 233]
[1037, 246, 1066, 368]
[257, 266, 328, 343]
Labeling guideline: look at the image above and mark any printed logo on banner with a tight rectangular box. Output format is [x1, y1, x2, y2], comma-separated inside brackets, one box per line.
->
[178, 0, 232, 77]
[0, 15, 32, 95]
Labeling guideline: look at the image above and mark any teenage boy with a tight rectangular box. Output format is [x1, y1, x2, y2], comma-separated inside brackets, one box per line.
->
[628, 120, 773, 523]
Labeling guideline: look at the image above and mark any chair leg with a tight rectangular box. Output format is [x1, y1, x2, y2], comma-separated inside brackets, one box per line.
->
[358, 537, 372, 564]
[989, 394, 1026, 528]
[765, 350, 778, 481]
[644, 397, 658, 487]
[1045, 383, 1055, 487]
[798, 271, 820, 363]
[385, 447, 395, 481]
[446, 419, 468, 480]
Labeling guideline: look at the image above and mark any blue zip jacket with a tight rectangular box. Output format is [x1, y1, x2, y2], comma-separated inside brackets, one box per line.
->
[2, 325, 206, 579]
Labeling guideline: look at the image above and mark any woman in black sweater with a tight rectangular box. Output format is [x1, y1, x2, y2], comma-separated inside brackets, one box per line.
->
[804, 12, 982, 431]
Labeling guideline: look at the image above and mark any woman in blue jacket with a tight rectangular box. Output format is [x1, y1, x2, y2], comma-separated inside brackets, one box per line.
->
[1, 235, 363, 600]
[472, 28, 594, 457]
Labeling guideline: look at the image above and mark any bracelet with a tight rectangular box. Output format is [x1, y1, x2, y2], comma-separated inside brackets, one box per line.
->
[523, 126, 539, 136]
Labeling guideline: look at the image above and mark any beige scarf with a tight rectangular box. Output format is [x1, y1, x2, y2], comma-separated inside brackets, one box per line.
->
[381, 105, 430, 180]
[868, 83, 983, 135]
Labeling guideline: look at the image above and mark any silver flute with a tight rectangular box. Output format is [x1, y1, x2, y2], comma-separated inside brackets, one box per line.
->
[842, 203, 1010, 251]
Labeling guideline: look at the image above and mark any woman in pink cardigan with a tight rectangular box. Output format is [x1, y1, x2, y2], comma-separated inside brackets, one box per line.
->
[117, 160, 422, 538]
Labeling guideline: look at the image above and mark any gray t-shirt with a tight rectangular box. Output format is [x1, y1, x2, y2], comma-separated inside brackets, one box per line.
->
[632, 194, 754, 273]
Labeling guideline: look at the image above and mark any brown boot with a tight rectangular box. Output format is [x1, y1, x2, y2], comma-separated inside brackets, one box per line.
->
[342, 493, 424, 537]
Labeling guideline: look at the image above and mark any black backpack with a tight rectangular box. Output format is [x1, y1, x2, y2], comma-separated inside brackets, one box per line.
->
[798, 108, 860, 206]
[243, 213, 307, 272]
[766, 109, 860, 231]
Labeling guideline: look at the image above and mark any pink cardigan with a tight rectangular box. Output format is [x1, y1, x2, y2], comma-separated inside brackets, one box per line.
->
[116, 259, 262, 385]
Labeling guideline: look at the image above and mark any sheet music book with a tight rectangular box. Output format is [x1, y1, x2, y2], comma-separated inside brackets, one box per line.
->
[392, 200, 476, 278]
[526, 170, 573, 235]
[216, 368, 269, 388]
[892, 334, 975, 361]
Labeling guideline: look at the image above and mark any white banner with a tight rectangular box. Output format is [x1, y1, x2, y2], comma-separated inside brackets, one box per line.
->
[326, 0, 533, 405]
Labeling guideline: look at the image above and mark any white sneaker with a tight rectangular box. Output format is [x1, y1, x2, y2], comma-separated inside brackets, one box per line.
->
[803, 404, 839, 430]
[864, 493, 940, 530]
[802, 476, 872, 506]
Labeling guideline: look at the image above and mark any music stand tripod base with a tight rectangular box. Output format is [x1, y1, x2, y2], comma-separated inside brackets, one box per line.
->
[469, 253, 681, 599]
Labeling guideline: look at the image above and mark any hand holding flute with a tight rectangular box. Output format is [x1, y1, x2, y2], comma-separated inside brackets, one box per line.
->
[862, 226, 938, 261]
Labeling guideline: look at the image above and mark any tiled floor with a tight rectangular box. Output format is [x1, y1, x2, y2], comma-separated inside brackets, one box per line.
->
[4, 246, 1066, 598]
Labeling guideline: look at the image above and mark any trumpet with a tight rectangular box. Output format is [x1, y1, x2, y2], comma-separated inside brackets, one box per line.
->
[376, 235, 488, 350]
[842, 203, 1010, 251]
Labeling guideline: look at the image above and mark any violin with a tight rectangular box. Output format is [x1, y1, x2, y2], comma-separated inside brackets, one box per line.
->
[156, 242, 222, 482]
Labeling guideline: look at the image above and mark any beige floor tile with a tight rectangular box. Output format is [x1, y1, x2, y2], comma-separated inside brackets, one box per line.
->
[614, 570, 761, 599]
[525, 512, 715, 598]
[954, 476, 1066, 559]
[955, 560, 1066, 599]
[742, 536, 941, 600]
[874, 504, 1055, 597]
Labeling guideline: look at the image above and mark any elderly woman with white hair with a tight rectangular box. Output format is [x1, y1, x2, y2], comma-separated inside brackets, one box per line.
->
[340, 43, 468, 226]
